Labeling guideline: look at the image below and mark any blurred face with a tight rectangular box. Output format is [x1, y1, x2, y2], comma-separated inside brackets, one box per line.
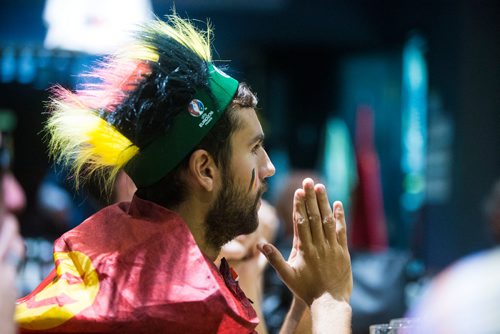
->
[205, 108, 275, 249]
[2, 171, 26, 215]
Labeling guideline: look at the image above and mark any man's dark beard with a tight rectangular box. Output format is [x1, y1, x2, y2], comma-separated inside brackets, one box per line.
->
[205, 172, 265, 250]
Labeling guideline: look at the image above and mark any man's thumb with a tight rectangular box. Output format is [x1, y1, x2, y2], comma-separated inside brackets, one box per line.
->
[257, 242, 292, 282]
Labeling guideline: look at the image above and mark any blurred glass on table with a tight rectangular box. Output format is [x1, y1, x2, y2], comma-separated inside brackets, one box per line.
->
[370, 318, 418, 333]
[370, 323, 391, 334]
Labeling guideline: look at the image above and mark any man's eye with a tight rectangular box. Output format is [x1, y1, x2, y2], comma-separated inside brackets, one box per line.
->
[252, 143, 262, 153]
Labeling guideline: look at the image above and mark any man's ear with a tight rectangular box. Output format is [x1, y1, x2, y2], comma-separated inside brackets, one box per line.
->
[188, 149, 219, 192]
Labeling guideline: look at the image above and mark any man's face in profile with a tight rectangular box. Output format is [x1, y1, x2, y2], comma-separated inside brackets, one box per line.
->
[204, 108, 275, 249]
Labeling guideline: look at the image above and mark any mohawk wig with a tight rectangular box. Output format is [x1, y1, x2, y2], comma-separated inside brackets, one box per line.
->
[46, 14, 239, 193]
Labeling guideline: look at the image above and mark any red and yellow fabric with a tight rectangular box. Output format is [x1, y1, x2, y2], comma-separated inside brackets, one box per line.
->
[16, 196, 258, 333]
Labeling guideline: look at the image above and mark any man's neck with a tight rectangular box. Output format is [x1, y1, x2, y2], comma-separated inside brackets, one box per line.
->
[176, 201, 220, 262]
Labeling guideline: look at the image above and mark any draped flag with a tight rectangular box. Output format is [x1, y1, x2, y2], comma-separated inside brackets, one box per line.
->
[16, 196, 258, 333]
[16, 252, 99, 331]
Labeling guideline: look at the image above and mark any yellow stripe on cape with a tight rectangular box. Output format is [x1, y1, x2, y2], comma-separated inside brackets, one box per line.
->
[16, 251, 100, 330]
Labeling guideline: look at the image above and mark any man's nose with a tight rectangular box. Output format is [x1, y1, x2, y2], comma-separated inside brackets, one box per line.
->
[261, 151, 275, 179]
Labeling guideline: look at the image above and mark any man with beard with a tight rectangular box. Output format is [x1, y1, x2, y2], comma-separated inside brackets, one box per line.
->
[15, 14, 352, 333]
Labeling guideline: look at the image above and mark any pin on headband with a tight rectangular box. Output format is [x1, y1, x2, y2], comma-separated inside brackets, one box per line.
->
[124, 63, 239, 187]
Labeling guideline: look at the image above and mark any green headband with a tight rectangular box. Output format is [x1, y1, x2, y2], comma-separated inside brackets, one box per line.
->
[124, 63, 239, 187]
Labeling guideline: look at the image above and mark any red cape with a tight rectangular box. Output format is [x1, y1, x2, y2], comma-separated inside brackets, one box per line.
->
[16, 196, 258, 333]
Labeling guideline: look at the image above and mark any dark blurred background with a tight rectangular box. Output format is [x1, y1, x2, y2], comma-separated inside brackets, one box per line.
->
[1, 0, 499, 331]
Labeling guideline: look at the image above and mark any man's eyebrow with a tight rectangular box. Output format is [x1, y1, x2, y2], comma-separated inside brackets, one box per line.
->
[249, 133, 265, 145]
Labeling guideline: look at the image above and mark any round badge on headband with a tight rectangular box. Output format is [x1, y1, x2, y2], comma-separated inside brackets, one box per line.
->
[187, 100, 205, 117]
[125, 63, 239, 187]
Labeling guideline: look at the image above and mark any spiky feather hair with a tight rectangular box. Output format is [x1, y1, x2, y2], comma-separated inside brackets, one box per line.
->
[45, 14, 215, 194]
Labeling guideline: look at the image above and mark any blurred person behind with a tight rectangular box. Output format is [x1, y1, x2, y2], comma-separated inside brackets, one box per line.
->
[0, 109, 26, 334]
[0, 110, 26, 216]
[20, 168, 136, 296]
[408, 246, 500, 333]
[407, 178, 500, 333]
[36, 165, 136, 235]
[0, 214, 24, 334]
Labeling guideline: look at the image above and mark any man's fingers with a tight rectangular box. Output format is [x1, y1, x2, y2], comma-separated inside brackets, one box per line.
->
[315, 184, 337, 246]
[304, 178, 324, 244]
[315, 184, 332, 217]
[257, 242, 293, 283]
[333, 201, 348, 248]
[293, 188, 312, 248]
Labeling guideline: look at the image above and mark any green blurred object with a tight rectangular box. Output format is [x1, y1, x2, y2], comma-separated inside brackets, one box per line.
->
[0, 109, 17, 132]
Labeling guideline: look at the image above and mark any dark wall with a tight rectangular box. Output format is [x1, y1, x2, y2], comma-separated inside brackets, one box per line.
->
[452, 1, 500, 257]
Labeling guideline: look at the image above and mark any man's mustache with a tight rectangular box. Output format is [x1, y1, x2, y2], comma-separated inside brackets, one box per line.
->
[257, 181, 268, 197]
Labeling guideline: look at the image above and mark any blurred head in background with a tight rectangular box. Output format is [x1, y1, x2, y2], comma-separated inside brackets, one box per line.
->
[0, 110, 26, 216]
[0, 109, 25, 334]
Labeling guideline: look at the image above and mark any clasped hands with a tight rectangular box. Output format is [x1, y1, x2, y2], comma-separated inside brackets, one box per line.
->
[257, 178, 352, 306]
